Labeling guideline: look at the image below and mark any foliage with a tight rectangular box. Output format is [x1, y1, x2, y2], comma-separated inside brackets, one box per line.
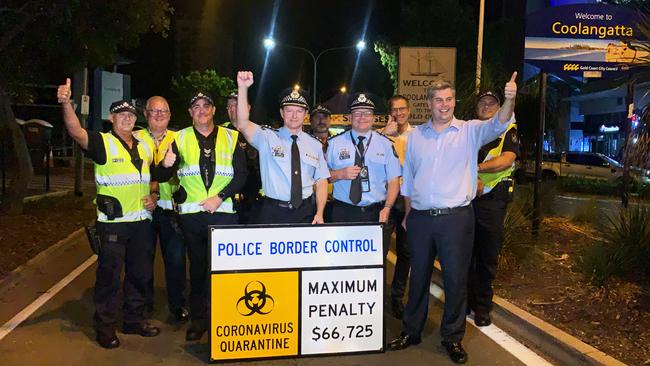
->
[499, 194, 535, 270]
[579, 205, 650, 286]
[169, 70, 236, 127]
[373, 40, 398, 94]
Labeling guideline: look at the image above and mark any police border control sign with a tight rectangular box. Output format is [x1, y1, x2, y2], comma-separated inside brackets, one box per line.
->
[208, 223, 384, 362]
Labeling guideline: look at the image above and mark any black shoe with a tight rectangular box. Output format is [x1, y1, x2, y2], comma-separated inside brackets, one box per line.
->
[96, 330, 120, 349]
[391, 299, 405, 320]
[474, 312, 491, 327]
[171, 307, 190, 322]
[122, 322, 160, 337]
[441, 341, 468, 364]
[387, 332, 421, 351]
[186, 322, 207, 341]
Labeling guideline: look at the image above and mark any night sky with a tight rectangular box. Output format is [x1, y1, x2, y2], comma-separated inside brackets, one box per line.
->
[118, 0, 524, 122]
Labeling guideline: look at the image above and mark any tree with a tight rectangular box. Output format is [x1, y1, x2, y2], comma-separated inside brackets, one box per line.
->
[169, 70, 236, 127]
[0, 0, 173, 214]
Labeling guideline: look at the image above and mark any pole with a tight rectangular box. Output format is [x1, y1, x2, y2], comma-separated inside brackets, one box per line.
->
[475, 0, 485, 93]
[313, 58, 318, 105]
[74, 67, 88, 196]
[533, 71, 547, 237]
[621, 74, 633, 208]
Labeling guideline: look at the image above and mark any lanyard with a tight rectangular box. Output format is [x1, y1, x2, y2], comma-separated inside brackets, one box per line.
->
[350, 131, 372, 162]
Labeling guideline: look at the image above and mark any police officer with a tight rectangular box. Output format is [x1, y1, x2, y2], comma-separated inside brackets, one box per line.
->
[234, 71, 329, 224]
[310, 105, 332, 154]
[468, 91, 519, 327]
[223, 92, 261, 224]
[388, 73, 518, 364]
[327, 93, 400, 255]
[160, 92, 248, 341]
[57, 79, 160, 349]
[134, 96, 189, 322]
[379, 95, 415, 319]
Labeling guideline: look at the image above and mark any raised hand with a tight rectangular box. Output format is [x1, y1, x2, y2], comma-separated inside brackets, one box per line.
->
[383, 115, 398, 136]
[504, 71, 517, 101]
[57, 78, 72, 104]
[162, 147, 176, 168]
[237, 71, 254, 88]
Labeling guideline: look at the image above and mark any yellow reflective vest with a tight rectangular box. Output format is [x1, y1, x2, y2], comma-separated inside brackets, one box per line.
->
[133, 129, 180, 210]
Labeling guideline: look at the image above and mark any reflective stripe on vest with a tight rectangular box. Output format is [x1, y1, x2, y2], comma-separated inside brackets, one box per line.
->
[133, 129, 180, 208]
[479, 123, 517, 190]
[95, 133, 152, 223]
[175, 126, 238, 215]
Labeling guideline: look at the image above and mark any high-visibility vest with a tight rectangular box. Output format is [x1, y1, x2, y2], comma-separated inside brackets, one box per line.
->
[133, 129, 179, 210]
[479, 123, 518, 189]
[95, 132, 152, 223]
[175, 126, 238, 214]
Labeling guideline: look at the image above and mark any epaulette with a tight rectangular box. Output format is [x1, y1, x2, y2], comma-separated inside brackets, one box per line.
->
[328, 127, 351, 140]
[374, 130, 394, 142]
[261, 125, 278, 132]
[305, 131, 324, 145]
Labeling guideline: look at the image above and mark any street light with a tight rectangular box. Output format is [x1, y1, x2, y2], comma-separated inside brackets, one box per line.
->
[340, 86, 347, 93]
[264, 37, 366, 105]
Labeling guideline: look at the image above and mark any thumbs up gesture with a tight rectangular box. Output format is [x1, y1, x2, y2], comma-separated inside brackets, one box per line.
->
[57, 78, 72, 104]
[162, 147, 176, 168]
[504, 72, 517, 101]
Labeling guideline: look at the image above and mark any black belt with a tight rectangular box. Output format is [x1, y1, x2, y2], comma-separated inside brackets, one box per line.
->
[264, 196, 313, 209]
[334, 200, 384, 213]
[412, 204, 471, 217]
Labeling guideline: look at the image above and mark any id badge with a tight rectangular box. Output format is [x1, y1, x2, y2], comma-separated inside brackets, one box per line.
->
[360, 166, 371, 192]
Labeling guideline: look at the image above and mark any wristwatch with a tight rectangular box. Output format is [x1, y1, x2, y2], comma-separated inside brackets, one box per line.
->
[217, 191, 227, 199]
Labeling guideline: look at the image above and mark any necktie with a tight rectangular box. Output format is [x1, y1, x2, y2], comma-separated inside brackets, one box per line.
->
[290, 135, 302, 208]
[349, 135, 365, 204]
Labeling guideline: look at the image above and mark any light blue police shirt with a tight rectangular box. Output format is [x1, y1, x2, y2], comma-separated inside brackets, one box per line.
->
[250, 124, 330, 201]
[401, 114, 515, 210]
[327, 129, 402, 206]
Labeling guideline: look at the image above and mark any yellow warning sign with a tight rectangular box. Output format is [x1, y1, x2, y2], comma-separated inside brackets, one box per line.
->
[210, 271, 299, 361]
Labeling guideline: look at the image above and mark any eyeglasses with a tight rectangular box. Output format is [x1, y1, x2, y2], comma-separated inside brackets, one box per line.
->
[146, 109, 170, 115]
[351, 111, 374, 118]
[390, 107, 409, 113]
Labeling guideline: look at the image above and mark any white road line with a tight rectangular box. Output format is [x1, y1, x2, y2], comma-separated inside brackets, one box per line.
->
[386, 251, 553, 366]
[0, 255, 97, 341]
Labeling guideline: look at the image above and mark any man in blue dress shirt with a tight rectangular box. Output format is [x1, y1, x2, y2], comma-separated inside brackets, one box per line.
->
[388, 72, 518, 364]
[233, 71, 330, 224]
[327, 93, 401, 256]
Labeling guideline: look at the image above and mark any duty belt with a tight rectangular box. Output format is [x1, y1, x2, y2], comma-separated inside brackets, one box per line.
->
[334, 200, 384, 213]
[412, 204, 471, 217]
[264, 196, 313, 209]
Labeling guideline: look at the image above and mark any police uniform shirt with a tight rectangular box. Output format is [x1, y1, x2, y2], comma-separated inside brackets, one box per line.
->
[327, 130, 401, 206]
[477, 127, 520, 163]
[249, 124, 329, 201]
[85, 129, 152, 172]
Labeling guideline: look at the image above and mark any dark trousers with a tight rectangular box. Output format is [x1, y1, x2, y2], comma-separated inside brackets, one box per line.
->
[147, 207, 186, 312]
[257, 197, 315, 224]
[468, 192, 508, 315]
[403, 206, 474, 343]
[93, 220, 154, 332]
[390, 204, 409, 302]
[330, 200, 391, 257]
[178, 212, 238, 322]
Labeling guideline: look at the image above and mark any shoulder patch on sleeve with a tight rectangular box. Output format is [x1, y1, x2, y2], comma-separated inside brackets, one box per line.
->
[328, 128, 351, 140]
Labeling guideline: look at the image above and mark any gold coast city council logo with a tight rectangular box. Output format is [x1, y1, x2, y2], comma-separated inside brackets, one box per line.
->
[236, 281, 275, 316]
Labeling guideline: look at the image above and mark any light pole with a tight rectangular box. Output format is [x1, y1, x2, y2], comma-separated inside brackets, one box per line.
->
[264, 38, 366, 105]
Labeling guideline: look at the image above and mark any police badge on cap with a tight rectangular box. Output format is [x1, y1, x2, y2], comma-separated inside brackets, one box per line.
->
[349, 93, 375, 112]
[477, 90, 501, 104]
[189, 92, 214, 107]
[310, 105, 331, 116]
[109, 100, 137, 115]
[279, 88, 310, 109]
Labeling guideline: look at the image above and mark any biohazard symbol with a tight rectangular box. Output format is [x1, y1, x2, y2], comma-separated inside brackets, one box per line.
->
[563, 64, 579, 71]
[236, 281, 275, 316]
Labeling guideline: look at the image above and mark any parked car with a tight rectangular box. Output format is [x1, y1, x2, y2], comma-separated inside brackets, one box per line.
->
[516, 152, 650, 185]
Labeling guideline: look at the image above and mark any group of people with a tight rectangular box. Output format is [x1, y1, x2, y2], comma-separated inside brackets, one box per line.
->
[56, 69, 519, 364]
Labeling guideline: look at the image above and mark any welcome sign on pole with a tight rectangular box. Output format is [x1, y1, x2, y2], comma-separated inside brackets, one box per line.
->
[524, 3, 648, 77]
[208, 224, 384, 362]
